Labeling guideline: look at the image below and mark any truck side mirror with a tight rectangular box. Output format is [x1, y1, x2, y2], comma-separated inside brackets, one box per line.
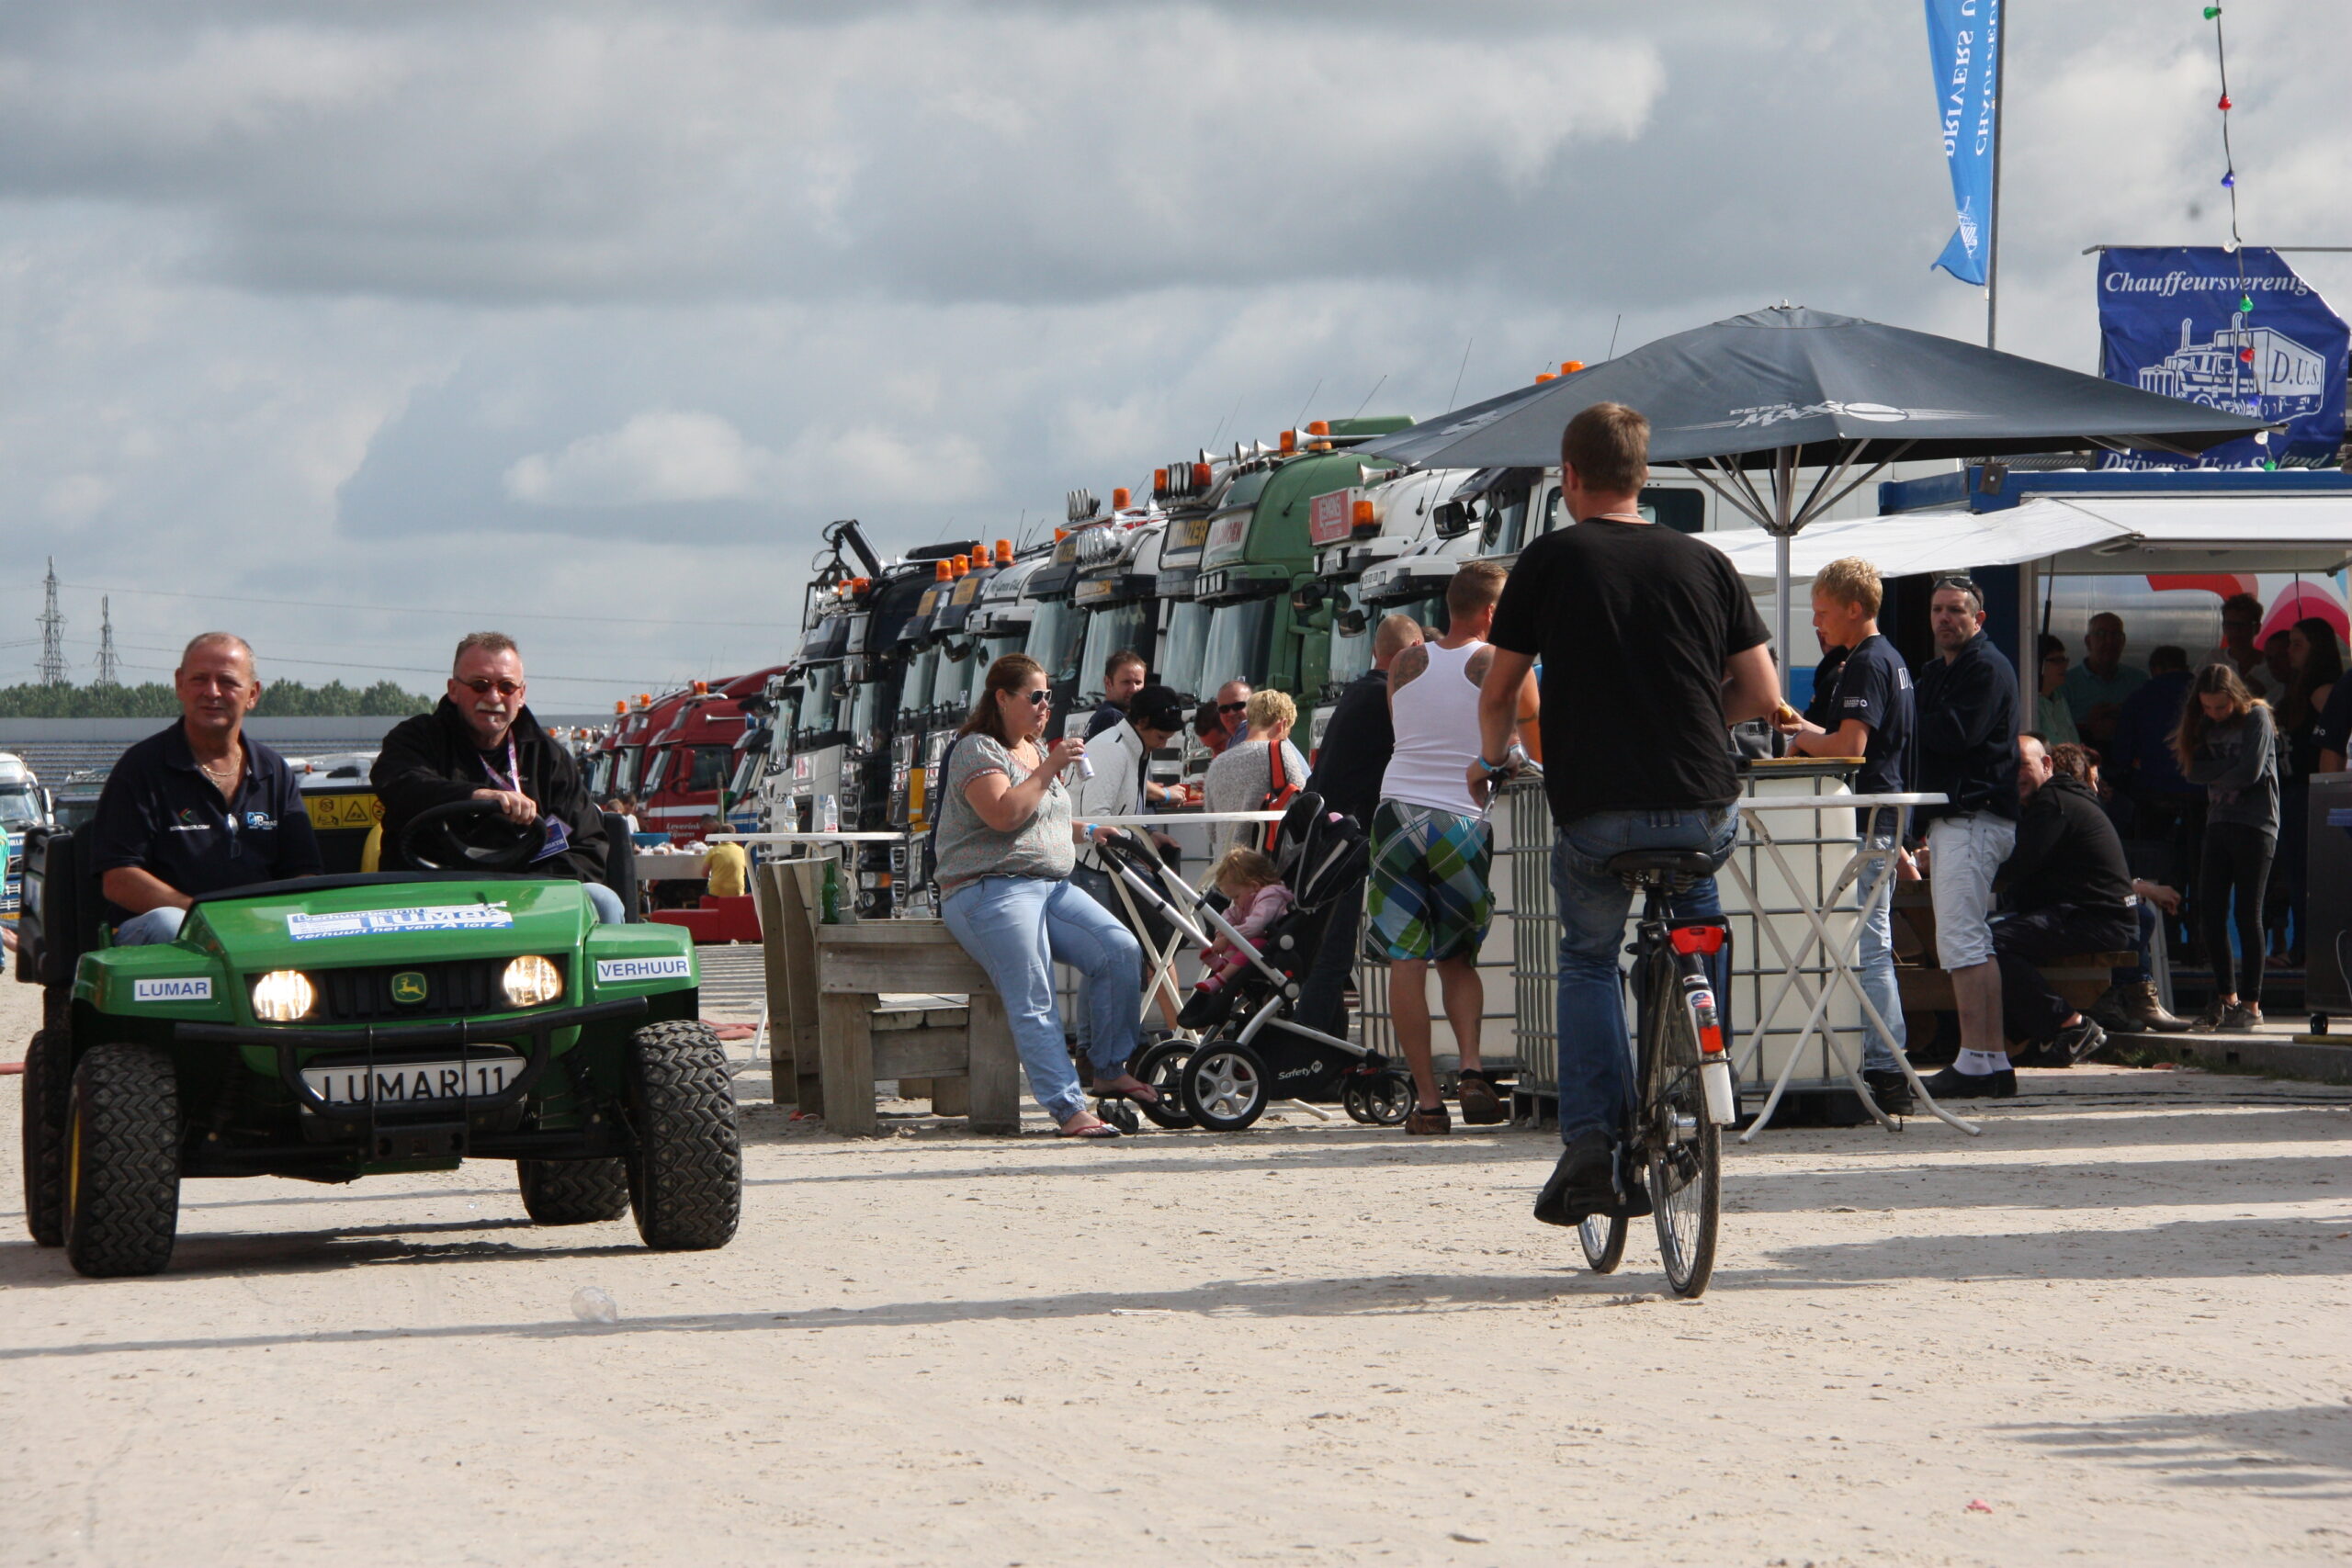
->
[1334, 609, 1368, 638]
[1432, 500, 1471, 539]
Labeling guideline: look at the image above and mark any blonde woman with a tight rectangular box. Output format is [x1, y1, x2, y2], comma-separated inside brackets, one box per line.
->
[1201, 687, 1307, 854]
[2175, 663, 2278, 1031]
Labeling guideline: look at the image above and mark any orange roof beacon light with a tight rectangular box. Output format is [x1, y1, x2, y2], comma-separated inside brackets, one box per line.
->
[614, 700, 628, 715]
[1534, 371, 1556, 383]
[1306, 419, 1332, 451]
[1153, 467, 1169, 497]
[933, 559, 950, 581]
[996, 539, 1014, 563]
[1112, 486, 1130, 511]
[1192, 461, 1212, 490]
[637, 694, 652, 708]
[1055, 528, 1068, 542]
[1279, 429, 1297, 455]
[693, 680, 709, 695]
[1561, 360, 1585, 375]
[1352, 498, 1375, 528]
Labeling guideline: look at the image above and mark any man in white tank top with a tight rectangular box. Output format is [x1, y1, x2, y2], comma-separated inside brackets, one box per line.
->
[1368, 562, 1535, 1134]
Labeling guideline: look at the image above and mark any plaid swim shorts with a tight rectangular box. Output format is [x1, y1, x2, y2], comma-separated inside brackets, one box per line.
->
[1366, 799, 1495, 963]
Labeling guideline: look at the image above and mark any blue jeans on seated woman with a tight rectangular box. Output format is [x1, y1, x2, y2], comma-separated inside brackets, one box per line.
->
[943, 874, 1144, 1122]
[1550, 806, 1738, 1146]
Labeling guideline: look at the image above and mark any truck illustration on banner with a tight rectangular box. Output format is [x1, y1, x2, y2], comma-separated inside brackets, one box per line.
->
[2136, 313, 2329, 423]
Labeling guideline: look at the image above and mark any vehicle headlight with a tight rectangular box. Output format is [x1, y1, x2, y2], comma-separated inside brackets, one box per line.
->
[502, 954, 564, 1009]
[252, 969, 317, 1022]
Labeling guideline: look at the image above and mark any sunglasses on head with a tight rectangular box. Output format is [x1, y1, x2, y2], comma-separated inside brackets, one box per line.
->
[1930, 575, 1981, 598]
[460, 677, 522, 695]
[1217, 701, 1248, 715]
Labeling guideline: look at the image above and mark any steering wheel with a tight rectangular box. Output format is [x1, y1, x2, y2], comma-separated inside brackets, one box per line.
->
[398, 798, 548, 873]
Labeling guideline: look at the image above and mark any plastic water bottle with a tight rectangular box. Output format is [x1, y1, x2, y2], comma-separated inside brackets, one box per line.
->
[571, 1286, 619, 1325]
[819, 793, 840, 832]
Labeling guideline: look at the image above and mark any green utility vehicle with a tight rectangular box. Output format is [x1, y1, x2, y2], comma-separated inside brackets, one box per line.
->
[16, 800, 741, 1278]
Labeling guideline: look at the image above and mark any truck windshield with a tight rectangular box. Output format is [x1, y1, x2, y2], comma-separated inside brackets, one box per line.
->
[686, 746, 731, 794]
[1325, 585, 1372, 692]
[935, 646, 978, 716]
[1159, 600, 1211, 701]
[728, 748, 766, 803]
[798, 673, 842, 736]
[613, 747, 643, 796]
[1023, 598, 1085, 683]
[1200, 598, 1277, 694]
[0, 782, 40, 830]
[1078, 602, 1149, 699]
[849, 677, 884, 744]
[899, 649, 939, 716]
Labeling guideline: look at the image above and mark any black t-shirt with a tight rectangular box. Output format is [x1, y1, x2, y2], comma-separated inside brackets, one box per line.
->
[86, 723, 324, 921]
[1305, 667, 1395, 828]
[1489, 517, 1770, 823]
[1827, 634, 1914, 797]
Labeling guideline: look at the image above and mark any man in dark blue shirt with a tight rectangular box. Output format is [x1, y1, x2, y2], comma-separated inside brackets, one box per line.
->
[88, 633, 324, 945]
[1777, 558, 1916, 1112]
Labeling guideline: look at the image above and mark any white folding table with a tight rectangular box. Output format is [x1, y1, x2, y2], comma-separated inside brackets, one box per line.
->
[1721, 792, 1982, 1139]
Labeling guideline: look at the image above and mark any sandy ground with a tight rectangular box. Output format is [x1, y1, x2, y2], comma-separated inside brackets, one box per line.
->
[2, 962, 2348, 1568]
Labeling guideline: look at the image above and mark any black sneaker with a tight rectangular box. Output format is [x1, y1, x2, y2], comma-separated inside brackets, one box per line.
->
[1534, 1131, 1616, 1227]
[1863, 1068, 1916, 1116]
[1921, 1064, 2017, 1100]
[2056, 1017, 2108, 1066]
[1611, 1156, 1656, 1220]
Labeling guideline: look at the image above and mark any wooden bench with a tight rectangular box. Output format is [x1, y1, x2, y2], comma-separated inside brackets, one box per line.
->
[750, 861, 1021, 1135]
[1888, 883, 2132, 1026]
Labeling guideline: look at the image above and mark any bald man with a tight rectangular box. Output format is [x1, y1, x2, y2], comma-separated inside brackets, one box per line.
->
[90, 632, 324, 946]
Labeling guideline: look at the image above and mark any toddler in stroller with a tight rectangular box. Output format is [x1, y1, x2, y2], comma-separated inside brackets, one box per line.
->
[1178, 847, 1295, 1032]
[1091, 794, 1415, 1132]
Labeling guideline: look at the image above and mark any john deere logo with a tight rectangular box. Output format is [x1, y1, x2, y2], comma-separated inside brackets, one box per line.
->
[389, 972, 428, 1006]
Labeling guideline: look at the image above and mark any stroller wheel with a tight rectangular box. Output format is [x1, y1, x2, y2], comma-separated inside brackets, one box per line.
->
[1179, 1039, 1269, 1133]
[1355, 1069, 1414, 1127]
[1094, 1097, 1142, 1134]
[1340, 1080, 1375, 1124]
[1130, 1040, 1198, 1131]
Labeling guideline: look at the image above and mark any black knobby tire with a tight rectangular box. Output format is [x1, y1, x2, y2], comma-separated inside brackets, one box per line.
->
[1130, 1039, 1196, 1130]
[21, 1027, 71, 1247]
[62, 1043, 182, 1278]
[1578, 1213, 1629, 1274]
[1179, 1038, 1267, 1133]
[517, 1156, 631, 1225]
[1647, 974, 1721, 1299]
[624, 1021, 741, 1250]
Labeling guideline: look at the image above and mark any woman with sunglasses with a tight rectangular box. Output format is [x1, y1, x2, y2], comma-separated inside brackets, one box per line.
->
[933, 653, 1153, 1136]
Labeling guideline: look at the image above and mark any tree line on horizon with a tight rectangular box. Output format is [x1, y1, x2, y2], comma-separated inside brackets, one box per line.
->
[0, 678, 435, 719]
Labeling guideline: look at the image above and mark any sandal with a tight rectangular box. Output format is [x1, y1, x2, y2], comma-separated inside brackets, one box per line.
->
[1058, 1119, 1123, 1138]
[1097, 1074, 1161, 1107]
[1404, 1102, 1451, 1136]
[1455, 1069, 1506, 1126]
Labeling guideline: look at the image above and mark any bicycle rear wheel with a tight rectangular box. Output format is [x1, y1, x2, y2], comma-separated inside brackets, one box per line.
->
[1578, 1213, 1627, 1273]
[1646, 975, 1721, 1297]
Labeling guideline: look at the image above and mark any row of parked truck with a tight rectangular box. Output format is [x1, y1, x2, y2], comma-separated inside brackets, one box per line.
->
[570, 396, 1725, 918]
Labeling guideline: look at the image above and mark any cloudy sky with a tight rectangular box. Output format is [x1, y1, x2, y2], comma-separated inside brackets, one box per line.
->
[1, 1, 2346, 708]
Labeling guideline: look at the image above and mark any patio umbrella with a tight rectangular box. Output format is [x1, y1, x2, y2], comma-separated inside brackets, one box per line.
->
[1359, 305, 2275, 685]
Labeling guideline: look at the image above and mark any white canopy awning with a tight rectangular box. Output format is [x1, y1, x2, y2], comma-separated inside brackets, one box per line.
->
[1704, 494, 2352, 584]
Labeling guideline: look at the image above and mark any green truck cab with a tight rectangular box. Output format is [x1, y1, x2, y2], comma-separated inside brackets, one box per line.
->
[16, 801, 740, 1278]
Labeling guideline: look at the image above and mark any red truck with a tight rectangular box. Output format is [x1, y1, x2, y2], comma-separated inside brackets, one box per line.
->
[635, 667, 787, 844]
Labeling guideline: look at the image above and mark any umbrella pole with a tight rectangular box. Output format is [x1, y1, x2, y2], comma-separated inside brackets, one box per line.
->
[1776, 533, 1793, 702]
[1774, 448, 1797, 700]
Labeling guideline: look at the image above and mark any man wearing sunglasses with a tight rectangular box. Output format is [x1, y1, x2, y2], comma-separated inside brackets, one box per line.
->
[372, 631, 623, 920]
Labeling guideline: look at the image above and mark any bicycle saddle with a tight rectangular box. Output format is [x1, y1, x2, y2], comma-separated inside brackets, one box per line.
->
[1604, 849, 1718, 881]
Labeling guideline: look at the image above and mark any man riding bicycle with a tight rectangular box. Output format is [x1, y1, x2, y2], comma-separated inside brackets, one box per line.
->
[1471, 402, 1779, 1225]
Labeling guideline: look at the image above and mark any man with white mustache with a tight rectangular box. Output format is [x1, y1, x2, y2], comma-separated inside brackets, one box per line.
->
[372, 631, 625, 922]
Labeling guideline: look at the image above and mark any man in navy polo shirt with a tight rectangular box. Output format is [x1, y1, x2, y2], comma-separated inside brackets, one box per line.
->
[89, 632, 323, 945]
[1776, 557, 1917, 1114]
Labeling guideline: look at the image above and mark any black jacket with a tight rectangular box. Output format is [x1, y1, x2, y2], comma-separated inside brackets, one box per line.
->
[1304, 667, 1394, 829]
[1913, 631, 2019, 827]
[372, 701, 608, 882]
[1999, 773, 2133, 917]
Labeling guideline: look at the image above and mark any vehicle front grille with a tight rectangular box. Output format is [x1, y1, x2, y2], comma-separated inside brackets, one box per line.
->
[287, 958, 567, 1024]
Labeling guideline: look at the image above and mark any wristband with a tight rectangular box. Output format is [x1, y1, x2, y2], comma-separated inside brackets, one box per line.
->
[1476, 754, 1510, 775]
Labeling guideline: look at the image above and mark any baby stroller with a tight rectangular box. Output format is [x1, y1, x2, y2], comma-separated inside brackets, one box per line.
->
[1091, 793, 1414, 1132]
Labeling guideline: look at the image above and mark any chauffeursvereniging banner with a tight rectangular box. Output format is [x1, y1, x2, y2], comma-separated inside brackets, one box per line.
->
[2098, 246, 2349, 469]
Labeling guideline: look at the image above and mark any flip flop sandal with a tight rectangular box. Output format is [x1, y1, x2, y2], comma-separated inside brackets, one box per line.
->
[1404, 1102, 1452, 1135]
[1058, 1120, 1123, 1139]
[1455, 1070, 1506, 1125]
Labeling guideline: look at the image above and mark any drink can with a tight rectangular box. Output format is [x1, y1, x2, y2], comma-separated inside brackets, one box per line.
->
[1072, 751, 1095, 782]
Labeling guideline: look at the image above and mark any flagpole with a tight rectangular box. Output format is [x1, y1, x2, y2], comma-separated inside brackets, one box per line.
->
[1985, 0, 2007, 349]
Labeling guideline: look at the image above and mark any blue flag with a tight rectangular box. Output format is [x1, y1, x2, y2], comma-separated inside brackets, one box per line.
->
[2098, 246, 2350, 469]
[1924, 0, 2000, 287]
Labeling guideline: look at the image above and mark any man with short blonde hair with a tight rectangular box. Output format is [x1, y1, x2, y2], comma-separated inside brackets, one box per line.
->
[1776, 555, 1915, 1111]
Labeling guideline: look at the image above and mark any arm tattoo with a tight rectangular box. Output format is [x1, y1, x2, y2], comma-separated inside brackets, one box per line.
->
[1464, 647, 1495, 686]
[1388, 642, 1430, 698]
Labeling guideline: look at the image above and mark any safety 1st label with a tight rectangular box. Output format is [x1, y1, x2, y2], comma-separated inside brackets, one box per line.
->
[596, 955, 693, 984]
[131, 976, 213, 1002]
[287, 905, 515, 941]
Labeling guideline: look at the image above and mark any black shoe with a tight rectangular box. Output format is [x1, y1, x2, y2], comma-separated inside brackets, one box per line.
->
[2054, 1017, 2107, 1066]
[1177, 987, 1232, 1032]
[1863, 1068, 1916, 1116]
[1611, 1158, 1656, 1220]
[1534, 1131, 1616, 1227]
[1921, 1064, 2017, 1100]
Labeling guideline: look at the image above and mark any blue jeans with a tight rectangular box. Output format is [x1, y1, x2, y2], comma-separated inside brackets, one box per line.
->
[1854, 822, 1905, 1073]
[1551, 807, 1737, 1145]
[1068, 865, 1147, 1053]
[943, 874, 1143, 1122]
[583, 882, 628, 925]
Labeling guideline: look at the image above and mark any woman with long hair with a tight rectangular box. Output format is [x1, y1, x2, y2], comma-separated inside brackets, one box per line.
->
[2175, 663, 2280, 1029]
[2274, 618, 2344, 963]
[931, 653, 1152, 1137]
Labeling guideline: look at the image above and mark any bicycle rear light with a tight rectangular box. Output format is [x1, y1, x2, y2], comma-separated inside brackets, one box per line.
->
[1668, 925, 1725, 956]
